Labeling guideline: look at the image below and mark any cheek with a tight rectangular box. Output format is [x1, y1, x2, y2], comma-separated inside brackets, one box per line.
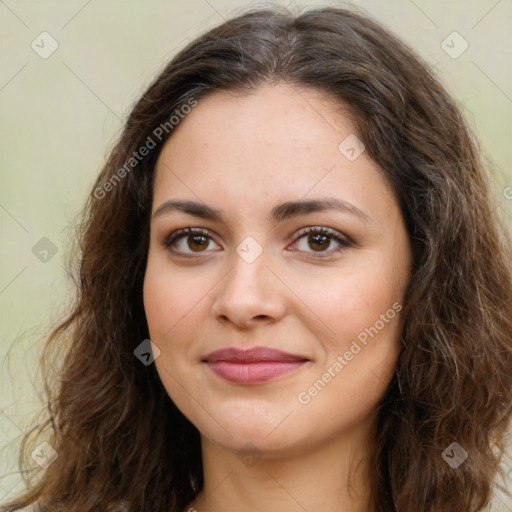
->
[142, 244, 199, 411]
[296, 259, 405, 349]
[143, 265, 174, 338]
[143, 254, 204, 338]
[143, 259, 201, 401]
[294, 265, 404, 428]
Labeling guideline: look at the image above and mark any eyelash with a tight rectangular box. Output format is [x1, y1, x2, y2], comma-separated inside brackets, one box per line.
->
[161, 226, 352, 259]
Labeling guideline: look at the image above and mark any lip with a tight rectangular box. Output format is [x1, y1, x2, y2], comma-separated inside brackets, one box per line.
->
[203, 347, 309, 385]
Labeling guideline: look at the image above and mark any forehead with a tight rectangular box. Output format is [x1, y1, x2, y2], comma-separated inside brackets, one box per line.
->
[152, 83, 395, 220]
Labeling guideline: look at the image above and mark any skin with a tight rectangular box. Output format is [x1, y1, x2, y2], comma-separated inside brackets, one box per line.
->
[143, 82, 413, 512]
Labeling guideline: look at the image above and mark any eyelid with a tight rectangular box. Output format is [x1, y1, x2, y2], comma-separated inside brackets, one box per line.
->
[161, 225, 353, 258]
[290, 225, 353, 246]
[162, 226, 220, 251]
[286, 226, 352, 258]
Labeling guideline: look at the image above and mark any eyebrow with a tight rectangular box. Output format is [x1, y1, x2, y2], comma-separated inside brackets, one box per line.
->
[152, 197, 371, 224]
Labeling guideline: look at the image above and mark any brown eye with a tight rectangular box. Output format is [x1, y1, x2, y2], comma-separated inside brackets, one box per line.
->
[187, 234, 209, 252]
[162, 227, 221, 256]
[290, 226, 351, 258]
[307, 232, 331, 252]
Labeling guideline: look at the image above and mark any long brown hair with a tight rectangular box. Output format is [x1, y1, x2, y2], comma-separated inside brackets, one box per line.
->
[3, 5, 511, 512]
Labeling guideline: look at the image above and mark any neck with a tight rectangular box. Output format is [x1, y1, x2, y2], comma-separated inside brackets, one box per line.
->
[185, 421, 377, 512]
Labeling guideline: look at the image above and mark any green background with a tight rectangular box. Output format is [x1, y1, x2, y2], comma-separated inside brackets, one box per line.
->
[1, 0, 511, 508]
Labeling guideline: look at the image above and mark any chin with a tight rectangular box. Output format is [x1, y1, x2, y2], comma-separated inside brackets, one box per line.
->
[204, 427, 305, 459]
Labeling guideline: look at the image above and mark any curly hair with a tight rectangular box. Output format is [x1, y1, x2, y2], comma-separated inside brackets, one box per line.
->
[2, 5, 511, 512]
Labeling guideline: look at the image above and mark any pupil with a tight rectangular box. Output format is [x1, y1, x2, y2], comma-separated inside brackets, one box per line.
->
[310, 233, 329, 251]
[188, 235, 208, 251]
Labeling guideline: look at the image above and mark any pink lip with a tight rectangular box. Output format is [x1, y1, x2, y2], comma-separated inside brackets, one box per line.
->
[203, 347, 309, 385]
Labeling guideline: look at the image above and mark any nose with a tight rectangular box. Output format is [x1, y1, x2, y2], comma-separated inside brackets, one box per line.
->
[210, 245, 287, 329]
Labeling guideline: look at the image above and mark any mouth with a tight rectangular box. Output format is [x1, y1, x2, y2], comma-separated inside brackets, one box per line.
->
[202, 346, 309, 385]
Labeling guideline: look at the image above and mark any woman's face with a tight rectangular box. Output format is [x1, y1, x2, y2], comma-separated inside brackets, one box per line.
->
[143, 83, 412, 458]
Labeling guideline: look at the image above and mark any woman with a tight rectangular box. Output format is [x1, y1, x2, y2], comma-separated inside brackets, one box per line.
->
[2, 5, 511, 512]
